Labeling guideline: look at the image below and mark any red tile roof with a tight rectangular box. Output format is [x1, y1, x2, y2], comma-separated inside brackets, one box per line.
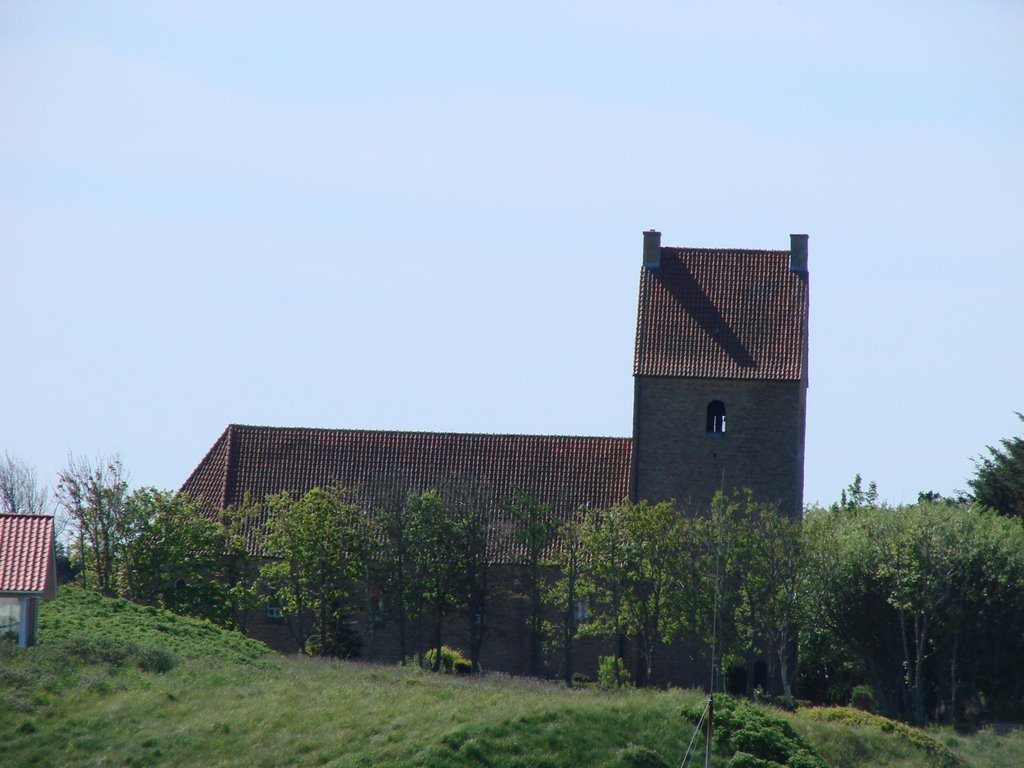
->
[0, 514, 55, 596]
[181, 425, 633, 560]
[634, 248, 808, 380]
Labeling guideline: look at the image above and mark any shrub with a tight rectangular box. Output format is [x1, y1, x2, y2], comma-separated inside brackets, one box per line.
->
[572, 672, 592, 687]
[800, 707, 965, 768]
[849, 685, 877, 713]
[135, 647, 177, 674]
[729, 753, 782, 768]
[681, 696, 827, 768]
[597, 656, 631, 689]
[421, 646, 472, 674]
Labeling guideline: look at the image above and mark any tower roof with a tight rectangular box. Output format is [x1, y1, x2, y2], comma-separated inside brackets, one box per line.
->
[634, 246, 808, 380]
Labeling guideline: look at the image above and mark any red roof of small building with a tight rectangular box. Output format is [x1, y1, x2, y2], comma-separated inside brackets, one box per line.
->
[0, 514, 56, 597]
[634, 248, 808, 380]
[181, 424, 633, 559]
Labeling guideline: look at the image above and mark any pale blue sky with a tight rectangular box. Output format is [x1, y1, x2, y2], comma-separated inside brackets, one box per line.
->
[2, 1, 1022, 507]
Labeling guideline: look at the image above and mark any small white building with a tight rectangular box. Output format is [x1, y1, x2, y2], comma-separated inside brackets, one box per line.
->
[0, 514, 57, 647]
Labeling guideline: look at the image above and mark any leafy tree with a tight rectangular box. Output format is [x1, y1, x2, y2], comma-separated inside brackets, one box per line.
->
[259, 486, 367, 657]
[363, 474, 417, 663]
[220, 492, 264, 633]
[55, 453, 135, 596]
[579, 503, 628, 686]
[0, 451, 51, 516]
[969, 412, 1024, 518]
[801, 501, 1024, 723]
[581, 499, 699, 687]
[834, 473, 879, 510]
[506, 488, 558, 677]
[714, 491, 803, 708]
[543, 509, 589, 686]
[439, 478, 494, 673]
[121, 488, 234, 625]
[407, 489, 473, 671]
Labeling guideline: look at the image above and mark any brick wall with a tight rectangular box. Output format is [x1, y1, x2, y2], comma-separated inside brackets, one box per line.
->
[633, 376, 807, 518]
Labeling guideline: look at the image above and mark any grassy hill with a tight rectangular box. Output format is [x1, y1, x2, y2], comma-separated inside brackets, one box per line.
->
[0, 588, 1021, 767]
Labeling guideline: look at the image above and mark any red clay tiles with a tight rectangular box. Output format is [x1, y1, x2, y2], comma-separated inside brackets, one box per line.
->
[181, 425, 633, 560]
[634, 248, 808, 380]
[0, 514, 55, 595]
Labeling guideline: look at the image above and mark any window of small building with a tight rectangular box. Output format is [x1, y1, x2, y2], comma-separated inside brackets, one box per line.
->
[266, 604, 283, 621]
[706, 400, 727, 435]
[0, 597, 20, 643]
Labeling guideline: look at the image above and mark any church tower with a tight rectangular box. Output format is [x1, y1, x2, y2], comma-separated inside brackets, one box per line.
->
[630, 230, 809, 518]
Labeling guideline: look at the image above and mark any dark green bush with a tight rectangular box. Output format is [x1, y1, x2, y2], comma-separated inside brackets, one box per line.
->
[730, 753, 782, 768]
[572, 672, 592, 687]
[682, 696, 827, 768]
[732, 724, 797, 765]
[422, 645, 471, 674]
[135, 647, 177, 673]
[849, 685, 877, 713]
[597, 656, 631, 689]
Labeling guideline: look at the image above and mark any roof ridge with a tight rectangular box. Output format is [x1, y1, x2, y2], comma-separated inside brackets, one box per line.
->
[226, 423, 631, 441]
[662, 247, 790, 256]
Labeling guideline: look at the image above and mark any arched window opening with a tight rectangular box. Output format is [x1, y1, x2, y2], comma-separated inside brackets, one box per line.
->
[706, 400, 727, 435]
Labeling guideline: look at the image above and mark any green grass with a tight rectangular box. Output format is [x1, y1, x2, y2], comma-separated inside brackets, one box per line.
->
[0, 588, 1022, 767]
[38, 587, 272, 664]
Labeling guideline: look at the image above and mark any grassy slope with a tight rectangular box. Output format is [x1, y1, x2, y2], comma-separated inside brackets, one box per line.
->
[0, 588, 1021, 768]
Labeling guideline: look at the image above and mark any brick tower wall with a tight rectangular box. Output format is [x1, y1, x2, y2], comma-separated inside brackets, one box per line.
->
[632, 376, 807, 518]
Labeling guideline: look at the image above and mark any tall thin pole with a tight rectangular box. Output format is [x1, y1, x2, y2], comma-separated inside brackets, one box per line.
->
[706, 503, 722, 768]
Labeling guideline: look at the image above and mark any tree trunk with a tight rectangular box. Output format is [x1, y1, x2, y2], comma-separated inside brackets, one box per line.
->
[612, 581, 623, 687]
[397, 598, 407, 664]
[563, 568, 577, 687]
[913, 613, 929, 725]
[775, 632, 795, 709]
[433, 608, 444, 672]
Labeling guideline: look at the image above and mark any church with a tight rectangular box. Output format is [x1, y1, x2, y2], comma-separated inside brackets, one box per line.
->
[181, 230, 809, 678]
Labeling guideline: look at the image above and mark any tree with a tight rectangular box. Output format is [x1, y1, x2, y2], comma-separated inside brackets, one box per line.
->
[801, 501, 1024, 723]
[833, 473, 879, 510]
[444, 479, 494, 674]
[259, 486, 367, 657]
[220, 492, 264, 633]
[581, 499, 698, 687]
[969, 412, 1024, 518]
[506, 488, 558, 677]
[544, 509, 588, 686]
[363, 473, 417, 663]
[0, 452, 51, 516]
[121, 488, 234, 625]
[55, 453, 135, 596]
[717, 492, 803, 708]
[407, 489, 472, 672]
[579, 503, 628, 686]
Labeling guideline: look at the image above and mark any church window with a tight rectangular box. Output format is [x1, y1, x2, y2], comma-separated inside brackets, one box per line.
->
[368, 585, 385, 626]
[573, 596, 590, 627]
[706, 401, 727, 435]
